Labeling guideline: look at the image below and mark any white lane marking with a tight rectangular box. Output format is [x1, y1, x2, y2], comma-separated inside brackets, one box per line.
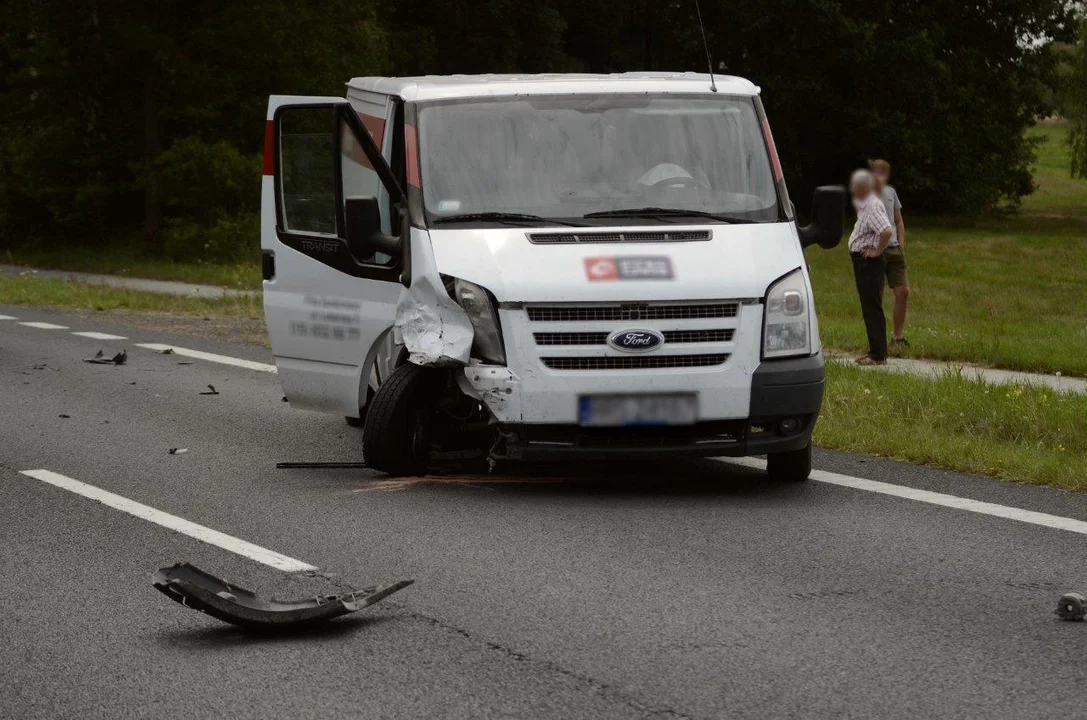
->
[19, 469, 315, 572]
[136, 343, 277, 373]
[72, 331, 128, 341]
[0, 314, 17, 320]
[723, 457, 1087, 536]
[18, 321, 69, 330]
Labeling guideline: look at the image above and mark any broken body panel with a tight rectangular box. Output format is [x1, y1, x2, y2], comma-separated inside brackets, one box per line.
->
[152, 563, 412, 629]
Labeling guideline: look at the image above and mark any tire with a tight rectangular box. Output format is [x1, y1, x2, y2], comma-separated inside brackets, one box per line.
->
[362, 363, 443, 476]
[766, 441, 812, 482]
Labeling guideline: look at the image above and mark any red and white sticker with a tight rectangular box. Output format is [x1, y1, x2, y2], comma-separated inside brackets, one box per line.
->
[584, 256, 674, 281]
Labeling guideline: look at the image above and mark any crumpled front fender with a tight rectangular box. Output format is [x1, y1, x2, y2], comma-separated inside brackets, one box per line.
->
[395, 226, 474, 367]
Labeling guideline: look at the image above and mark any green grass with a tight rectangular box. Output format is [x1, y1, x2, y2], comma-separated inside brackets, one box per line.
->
[815, 362, 1087, 491]
[4, 244, 262, 290]
[0, 274, 263, 319]
[807, 122, 1087, 377]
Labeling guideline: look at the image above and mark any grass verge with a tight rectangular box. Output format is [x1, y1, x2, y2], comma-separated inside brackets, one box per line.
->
[0, 274, 263, 320]
[4, 244, 262, 290]
[806, 122, 1087, 377]
[815, 362, 1087, 491]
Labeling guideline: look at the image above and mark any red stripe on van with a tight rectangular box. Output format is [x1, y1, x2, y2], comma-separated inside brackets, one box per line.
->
[405, 124, 421, 188]
[359, 113, 385, 143]
[262, 120, 275, 176]
[760, 115, 784, 182]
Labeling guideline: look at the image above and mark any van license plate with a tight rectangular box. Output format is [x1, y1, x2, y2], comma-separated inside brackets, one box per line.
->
[578, 394, 697, 427]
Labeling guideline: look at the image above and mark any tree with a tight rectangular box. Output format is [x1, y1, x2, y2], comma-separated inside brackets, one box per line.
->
[1062, 17, 1087, 177]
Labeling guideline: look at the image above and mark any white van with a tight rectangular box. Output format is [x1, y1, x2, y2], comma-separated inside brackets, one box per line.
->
[261, 73, 844, 481]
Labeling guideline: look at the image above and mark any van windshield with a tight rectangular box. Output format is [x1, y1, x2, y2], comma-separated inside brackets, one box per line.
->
[417, 94, 782, 226]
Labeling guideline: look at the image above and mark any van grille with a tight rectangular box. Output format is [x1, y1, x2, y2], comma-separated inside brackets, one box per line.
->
[525, 300, 741, 373]
[527, 302, 738, 322]
[534, 329, 734, 346]
[529, 230, 711, 245]
[541, 354, 729, 371]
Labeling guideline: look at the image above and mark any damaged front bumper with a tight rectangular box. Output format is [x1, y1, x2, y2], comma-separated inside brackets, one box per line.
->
[152, 563, 412, 629]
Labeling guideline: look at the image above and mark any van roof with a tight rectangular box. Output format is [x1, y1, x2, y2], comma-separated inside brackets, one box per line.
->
[346, 73, 760, 102]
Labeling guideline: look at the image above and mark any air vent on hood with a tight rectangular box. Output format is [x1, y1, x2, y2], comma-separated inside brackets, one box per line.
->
[528, 230, 712, 245]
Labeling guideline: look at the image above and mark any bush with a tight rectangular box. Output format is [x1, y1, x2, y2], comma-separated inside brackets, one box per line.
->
[161, 211, 259, 264]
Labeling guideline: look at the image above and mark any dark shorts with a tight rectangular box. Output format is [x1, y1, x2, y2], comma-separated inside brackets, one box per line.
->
[884, 246, 908, 288]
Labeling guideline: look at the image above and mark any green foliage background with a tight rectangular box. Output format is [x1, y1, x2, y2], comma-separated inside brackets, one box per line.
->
[0, 0, 1080, 264]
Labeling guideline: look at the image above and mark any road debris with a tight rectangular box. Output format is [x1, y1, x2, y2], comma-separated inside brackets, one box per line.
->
[84, 349, 127, 366]
[1057, 592, 1086, 621]
[199, 384, 220, 395]
[168, 448, 188, 455]
[159, 348, 175, 355]
[58, 414, 70, 419]
[152, 563, 413, 629]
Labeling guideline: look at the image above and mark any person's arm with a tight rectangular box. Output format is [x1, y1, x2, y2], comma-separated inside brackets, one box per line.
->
[877, 226, 892, 253]
[895, 208, 906, 249]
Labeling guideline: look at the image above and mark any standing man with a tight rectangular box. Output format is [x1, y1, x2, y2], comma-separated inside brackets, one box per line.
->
[870, 159, 909, 346]
[848, 169, 894, 366]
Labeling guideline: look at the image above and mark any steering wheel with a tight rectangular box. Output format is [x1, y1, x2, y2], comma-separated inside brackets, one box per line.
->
[650, 175, 709, 191]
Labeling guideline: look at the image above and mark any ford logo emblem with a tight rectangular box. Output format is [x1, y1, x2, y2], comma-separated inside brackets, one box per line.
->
[608, 329, 665, 353]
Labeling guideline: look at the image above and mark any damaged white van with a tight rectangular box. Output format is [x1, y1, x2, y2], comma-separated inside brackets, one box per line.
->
[261, 73, 844, 481]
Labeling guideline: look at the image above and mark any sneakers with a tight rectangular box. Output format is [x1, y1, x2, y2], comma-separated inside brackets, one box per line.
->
[855, 355, 887, 366]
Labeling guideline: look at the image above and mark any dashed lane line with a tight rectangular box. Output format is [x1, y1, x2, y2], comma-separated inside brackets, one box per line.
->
[0, 314, 17, 320]
[19, 469, 315, 572]
[72, 331, 128, 341]
[135, 343, 277, 373]
[723, 457, 1087, 536]
[18, 321, 69, 330]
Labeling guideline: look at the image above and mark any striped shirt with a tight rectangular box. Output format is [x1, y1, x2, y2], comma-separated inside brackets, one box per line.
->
[848, 193, 892, 254]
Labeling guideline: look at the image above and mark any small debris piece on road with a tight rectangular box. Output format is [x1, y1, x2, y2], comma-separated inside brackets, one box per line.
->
[168, 448, 188, 455]
[159, 348, 175, 355]
[152, 563, 413, 630]
[83, 349, 127, 366]
[58, 414, 70, 419]
[199, 384, 219, 395]
[1057, 592, 1086, 621]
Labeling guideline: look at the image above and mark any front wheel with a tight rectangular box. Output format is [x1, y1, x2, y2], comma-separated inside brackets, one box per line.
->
[766, 441, 812, 482]
[362, 364, 443, 476]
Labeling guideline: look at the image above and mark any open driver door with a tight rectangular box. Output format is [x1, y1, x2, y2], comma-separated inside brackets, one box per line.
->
[261, 95, 406, 417]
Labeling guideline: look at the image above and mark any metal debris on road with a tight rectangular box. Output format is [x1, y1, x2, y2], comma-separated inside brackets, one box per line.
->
[1057, 592, 1086, 621]
[83, 349, 127, 365]
[152, 563, 413, 629]
[168, 448, 188, 455]
[199, 384, 220, 395]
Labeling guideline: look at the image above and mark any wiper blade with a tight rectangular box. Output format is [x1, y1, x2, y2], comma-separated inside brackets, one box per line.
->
[431, 212, 584, 227]
[583, 207, 757, 224]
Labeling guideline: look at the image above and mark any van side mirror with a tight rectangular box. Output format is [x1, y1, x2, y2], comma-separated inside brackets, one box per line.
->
[345, 196, 401, 259]
[798, 185, 846, 250]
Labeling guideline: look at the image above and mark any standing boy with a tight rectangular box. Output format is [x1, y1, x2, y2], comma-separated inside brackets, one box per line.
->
[869, 159, 909, 346]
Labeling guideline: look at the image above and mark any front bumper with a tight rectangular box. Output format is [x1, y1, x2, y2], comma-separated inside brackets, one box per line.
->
[479, 353, 825, 460]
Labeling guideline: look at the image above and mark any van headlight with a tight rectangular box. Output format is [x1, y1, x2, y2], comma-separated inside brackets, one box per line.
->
[763, 269, 811, 359]
[453, 278, 506, 364]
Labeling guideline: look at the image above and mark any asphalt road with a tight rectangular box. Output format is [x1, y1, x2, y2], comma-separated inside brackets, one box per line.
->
[3, 304, 1087, 719]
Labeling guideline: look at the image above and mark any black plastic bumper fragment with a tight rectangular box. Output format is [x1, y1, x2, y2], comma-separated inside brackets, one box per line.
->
[152, 563, 412, 629]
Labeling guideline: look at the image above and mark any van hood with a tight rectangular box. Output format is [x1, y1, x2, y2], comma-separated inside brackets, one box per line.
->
[426, 223, 805, 302]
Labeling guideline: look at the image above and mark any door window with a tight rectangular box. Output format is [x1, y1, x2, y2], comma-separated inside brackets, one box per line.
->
[279, 108, 337, 235]
[273, 102, 404, 280]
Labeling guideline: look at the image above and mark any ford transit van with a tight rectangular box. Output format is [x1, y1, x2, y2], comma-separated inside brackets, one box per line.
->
[261, 73, 844, 481]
